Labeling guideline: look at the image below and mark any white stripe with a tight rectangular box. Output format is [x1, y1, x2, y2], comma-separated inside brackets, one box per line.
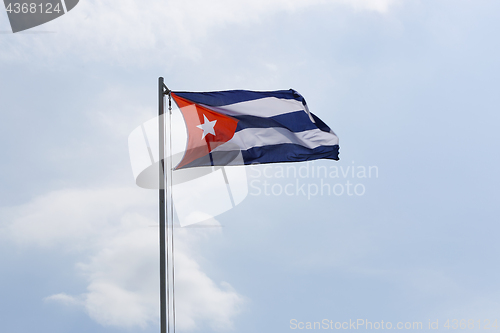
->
[201, 97, 307, 118]
[213, 127, 339, 152]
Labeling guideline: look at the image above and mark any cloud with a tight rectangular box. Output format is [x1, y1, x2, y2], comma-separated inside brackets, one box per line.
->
[0, 0, 400, 64]
[173, 250, 244, 330]
[2, 187, 244, 330]
[1, 187, 153, 249]
[45, 293, 83, 307]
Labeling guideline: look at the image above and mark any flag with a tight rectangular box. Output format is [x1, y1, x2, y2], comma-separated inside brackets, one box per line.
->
[171, 89, 339, 169]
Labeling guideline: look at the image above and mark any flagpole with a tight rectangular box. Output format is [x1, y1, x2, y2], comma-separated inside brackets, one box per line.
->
[158, 77, 167, 333]
[159, 77, 175, 333]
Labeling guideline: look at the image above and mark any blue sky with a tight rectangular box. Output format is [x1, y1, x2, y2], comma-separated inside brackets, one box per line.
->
[1, 0, 500, 332]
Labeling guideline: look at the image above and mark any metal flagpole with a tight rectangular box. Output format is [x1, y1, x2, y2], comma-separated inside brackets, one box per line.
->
[159, 77, 176, 333]
[158, 77, 167, 333]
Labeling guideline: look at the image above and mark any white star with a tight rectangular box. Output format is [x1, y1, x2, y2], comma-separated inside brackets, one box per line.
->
[196, 114, 217, 139]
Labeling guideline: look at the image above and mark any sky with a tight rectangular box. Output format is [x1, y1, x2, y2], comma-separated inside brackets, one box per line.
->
[1, 0, 500, 332]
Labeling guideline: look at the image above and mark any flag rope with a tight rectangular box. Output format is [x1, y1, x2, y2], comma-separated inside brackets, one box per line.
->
[168, 90, 177, 333]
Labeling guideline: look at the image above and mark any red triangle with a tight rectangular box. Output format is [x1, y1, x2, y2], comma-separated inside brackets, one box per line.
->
[171, 93, 238, 169]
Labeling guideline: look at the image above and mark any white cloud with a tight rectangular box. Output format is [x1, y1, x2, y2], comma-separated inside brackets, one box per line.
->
[2, 187, 244, 330]
[336, 0, 399, 12]
[0, 0, 400, 64]
[1, 187, 153, 249]
[45, 293, 83, 307]
[173, 249, 244, 331]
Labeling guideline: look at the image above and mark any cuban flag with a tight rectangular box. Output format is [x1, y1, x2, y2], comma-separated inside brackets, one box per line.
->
[171, 89, 339, 169]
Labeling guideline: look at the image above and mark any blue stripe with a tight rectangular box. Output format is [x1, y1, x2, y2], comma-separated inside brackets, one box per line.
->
[241, 144, 339, 164]
[234, 111, 318, 132]
[177, 144, 339, 169]
[311, 113, 332, 132]
[172, 89, 307, 107]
